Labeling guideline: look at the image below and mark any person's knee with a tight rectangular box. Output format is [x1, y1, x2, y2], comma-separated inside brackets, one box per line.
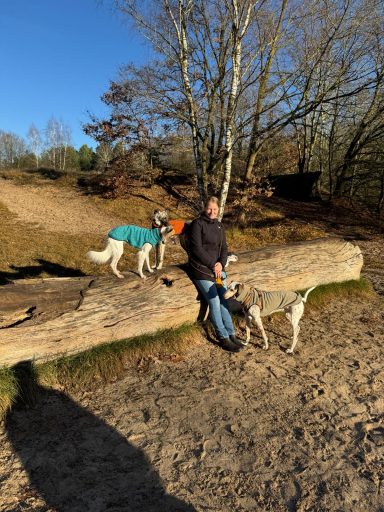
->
[206, 284, 219, 300]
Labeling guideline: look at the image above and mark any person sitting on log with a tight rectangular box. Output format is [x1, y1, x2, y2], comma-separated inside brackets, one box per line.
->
[188, 196, 243, 353]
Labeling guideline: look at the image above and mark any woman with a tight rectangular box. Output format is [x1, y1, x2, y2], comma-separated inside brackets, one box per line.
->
[189, 196, 242, 352]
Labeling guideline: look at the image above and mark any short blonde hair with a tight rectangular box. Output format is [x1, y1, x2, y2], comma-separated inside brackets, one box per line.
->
[204, 196, 220, 208]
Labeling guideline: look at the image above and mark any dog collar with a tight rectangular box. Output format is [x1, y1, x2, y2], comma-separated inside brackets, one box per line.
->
[236, 286, 253, 306]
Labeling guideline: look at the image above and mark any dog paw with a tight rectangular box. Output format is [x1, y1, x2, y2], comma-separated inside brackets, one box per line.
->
[286, 348, 294, 354]
[115, 273, 124, 279]
[148, 269, 154, 274]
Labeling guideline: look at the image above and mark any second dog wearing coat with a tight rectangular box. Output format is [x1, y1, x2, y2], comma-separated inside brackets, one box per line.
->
[87, 224, 175, 279]
[224, 282, 316, 353]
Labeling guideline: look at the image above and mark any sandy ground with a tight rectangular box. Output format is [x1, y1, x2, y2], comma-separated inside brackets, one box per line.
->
[0, 179, 124, 235]
[0, 181, 383, 511]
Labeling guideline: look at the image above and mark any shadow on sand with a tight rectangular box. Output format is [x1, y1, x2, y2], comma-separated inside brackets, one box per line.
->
[0, 259, 86, 285]
[5, 362, 195, 512]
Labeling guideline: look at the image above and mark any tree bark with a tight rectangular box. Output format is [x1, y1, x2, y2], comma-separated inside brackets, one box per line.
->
[0, 238, 363, 366]
[219, 0, 254, 220]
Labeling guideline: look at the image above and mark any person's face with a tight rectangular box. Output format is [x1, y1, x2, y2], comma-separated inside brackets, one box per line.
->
[205, 201, 219, 219]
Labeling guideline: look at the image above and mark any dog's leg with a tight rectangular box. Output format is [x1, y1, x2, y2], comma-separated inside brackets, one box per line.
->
[245, 313, 253, 344]
[153, 243, 159, 269]
[110, 240, 125, 279]
[143, 243, 154, 274]
[137, 248, 147, 279]
[286, 302, 304, 354]
[155, 243, 165, 270]
[249, 305, 269, 350]
[137, 244, 154, 279]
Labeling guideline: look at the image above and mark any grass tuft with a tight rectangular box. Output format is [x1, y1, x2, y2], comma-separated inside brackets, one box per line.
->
[0, 367, 19, 418]
[302, 278, 375, 309]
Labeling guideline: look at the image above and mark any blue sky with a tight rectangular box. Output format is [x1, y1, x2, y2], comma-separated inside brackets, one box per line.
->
[0, 0, 151, 149]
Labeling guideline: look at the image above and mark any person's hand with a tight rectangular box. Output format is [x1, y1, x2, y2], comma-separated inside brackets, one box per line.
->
[213, 262, 223, 278]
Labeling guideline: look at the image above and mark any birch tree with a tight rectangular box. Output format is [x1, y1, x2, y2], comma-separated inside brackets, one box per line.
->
[45, 117, 72, 171]
[27, 124, 42, 169]
[219, 0, 257, 219]
[112, 0, 263, 216]
[0, 131, 26, 168]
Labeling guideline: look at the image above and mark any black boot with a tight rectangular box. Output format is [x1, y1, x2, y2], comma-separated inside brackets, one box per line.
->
[219, 337, 241, 352]
[229, 334, 247, 348]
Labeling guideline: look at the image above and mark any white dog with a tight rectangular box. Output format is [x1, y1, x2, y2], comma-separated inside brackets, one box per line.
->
[224, 282, 316, 353]
[87, 224, 175, 279]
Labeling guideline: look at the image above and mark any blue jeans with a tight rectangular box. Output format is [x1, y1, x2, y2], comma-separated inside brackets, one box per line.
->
[194, 279, 235, 340]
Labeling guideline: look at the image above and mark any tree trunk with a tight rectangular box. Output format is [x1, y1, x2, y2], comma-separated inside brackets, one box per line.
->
[165, 0, 207, 207]
[218, 0, 255, 220]
[0, 238, 363, 366]
[244, 0, 287, 182]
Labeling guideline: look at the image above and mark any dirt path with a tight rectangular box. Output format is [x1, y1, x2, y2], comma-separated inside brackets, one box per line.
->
[0, 181, 383, 511]
[0, 178, 124, 235]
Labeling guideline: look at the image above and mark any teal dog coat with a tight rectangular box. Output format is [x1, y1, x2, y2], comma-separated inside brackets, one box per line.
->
[108, 225, 162, 249]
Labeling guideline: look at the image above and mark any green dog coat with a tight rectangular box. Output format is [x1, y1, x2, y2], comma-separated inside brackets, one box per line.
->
[108, 225, 162, 249]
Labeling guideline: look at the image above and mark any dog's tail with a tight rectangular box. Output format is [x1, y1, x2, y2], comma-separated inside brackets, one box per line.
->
[86, 241, 113, 265]
[302, 286, 316, 303]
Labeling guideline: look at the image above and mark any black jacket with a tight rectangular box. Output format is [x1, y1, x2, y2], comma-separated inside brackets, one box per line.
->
[188, 214, 228, 281]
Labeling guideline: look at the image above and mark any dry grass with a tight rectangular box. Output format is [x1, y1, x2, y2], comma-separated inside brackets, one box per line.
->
[303, 277, 376, 309]
[226, 222, 326, 252]
[0, 170, 197, 281]
[0, 201, 102, 281]
[0, 367, 19, 418]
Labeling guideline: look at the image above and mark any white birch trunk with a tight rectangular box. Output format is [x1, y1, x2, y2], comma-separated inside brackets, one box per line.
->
[165, 0, 206, 207]
[219, 0, 254, 220]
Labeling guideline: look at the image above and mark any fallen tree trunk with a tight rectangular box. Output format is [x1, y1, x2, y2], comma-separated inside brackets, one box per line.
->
[0, 238, 363, 366]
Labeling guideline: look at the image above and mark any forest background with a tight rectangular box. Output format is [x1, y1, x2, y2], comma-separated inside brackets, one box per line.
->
[1, 0, 384, 218]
